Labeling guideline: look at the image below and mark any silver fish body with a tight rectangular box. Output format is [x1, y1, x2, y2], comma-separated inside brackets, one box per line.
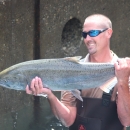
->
[0, 56, 116, 92]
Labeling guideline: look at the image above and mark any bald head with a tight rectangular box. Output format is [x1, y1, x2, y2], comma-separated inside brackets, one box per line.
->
[84, 14, 112, 29]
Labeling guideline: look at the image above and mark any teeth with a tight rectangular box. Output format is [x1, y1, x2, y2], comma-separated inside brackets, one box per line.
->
[88, 43, 95, 46]
[87, 42, 94, 45]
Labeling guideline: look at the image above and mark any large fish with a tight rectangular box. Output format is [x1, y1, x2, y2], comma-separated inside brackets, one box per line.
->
[0, 56, 117, 101]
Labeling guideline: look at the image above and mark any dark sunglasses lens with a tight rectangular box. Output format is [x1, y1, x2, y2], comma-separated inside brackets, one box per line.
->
[82, 32, 87, 38]
[89, 30, 100, 37]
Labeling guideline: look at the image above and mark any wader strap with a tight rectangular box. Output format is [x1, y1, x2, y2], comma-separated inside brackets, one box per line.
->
[102, 87, 114, 107]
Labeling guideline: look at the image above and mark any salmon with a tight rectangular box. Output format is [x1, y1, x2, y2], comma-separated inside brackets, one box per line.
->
[0, 56, 117, 101]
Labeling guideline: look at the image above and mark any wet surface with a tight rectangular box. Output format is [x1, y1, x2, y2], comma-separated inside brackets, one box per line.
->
[0, 91, 68, 130]
[0, 0, 130, 130]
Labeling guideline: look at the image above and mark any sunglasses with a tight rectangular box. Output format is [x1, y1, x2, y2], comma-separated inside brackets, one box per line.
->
[82, 28, 108, 39]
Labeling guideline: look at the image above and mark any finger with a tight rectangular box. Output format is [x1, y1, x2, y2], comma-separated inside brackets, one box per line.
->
[118, 58, 126, 66]
[34, 76, 39, 95]
[30, 78, 36, 95]
[26, 85, 33, 95]
[38, 78, 43, 89]
[116, 58, 128, 69]
[125, 57, 130, 66]
[114, 61, 120, 70]
[125, 57, 130, 60]
[38, 78, 51, 96]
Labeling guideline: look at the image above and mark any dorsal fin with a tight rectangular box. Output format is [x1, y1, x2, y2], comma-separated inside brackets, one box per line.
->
[64, 56, 82, 63]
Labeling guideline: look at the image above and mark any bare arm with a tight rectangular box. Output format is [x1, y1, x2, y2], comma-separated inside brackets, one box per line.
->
[26, 77, 76, 127]
[48, 93, 76, 127]
[115, 58, 130, 126]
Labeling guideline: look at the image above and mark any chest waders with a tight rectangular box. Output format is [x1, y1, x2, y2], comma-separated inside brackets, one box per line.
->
[69, 91, 123, 130]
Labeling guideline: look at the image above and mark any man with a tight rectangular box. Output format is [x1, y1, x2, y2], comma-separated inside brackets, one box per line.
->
[26, 14, 130, 130]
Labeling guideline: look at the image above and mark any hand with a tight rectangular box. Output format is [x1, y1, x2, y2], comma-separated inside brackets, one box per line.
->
[26, 76, 52, 96]
[114, 58, 130, 83]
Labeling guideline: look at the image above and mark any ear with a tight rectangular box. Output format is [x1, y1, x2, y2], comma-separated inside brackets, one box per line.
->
[107, 28, 113, 38]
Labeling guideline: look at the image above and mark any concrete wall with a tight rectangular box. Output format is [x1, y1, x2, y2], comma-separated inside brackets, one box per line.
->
[40, 0, 130, 58]
[0, 0, 130, 130]
[0, 0, 35, 130]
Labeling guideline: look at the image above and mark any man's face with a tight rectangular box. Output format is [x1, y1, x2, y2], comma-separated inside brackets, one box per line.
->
[83, 22, 108, 55]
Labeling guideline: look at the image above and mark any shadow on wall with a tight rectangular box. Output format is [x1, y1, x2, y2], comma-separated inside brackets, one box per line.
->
[61, 17, 83, 57]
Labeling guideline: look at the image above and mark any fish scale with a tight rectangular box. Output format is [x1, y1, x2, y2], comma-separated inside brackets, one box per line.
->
[0, 56, 118, 101]
[0, 56, 116, 92]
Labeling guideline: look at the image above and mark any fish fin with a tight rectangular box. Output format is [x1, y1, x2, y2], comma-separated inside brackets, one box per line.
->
[65, 56, 82, 63]
[100, 77, 117, 93]
[71, 89, 83, 102]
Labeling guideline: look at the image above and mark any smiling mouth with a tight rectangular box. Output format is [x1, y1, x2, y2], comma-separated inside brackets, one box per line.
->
[87, 43, 95, 48]
[86, 41, 95, 45]
[89, 43, 95, 46]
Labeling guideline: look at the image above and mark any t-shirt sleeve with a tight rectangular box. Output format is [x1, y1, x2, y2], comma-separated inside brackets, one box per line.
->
[60, 91, 77, 107]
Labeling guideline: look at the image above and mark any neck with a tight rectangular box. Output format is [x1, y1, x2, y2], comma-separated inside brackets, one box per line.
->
[89, 50, 113, 63]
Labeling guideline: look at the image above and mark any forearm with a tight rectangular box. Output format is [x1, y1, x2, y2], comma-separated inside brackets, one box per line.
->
[26, 77, 76, 127]
[117, 81, 130, 126]
[47, 93, 76, 127]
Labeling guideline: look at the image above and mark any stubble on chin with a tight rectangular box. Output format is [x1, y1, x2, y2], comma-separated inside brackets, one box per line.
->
[87, 48, 97, 55]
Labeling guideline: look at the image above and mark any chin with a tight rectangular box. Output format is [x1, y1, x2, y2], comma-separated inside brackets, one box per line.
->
[88, 50, 97, 55]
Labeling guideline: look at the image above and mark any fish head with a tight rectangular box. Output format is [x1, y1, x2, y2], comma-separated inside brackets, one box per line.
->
[0, 71, 26, 90]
